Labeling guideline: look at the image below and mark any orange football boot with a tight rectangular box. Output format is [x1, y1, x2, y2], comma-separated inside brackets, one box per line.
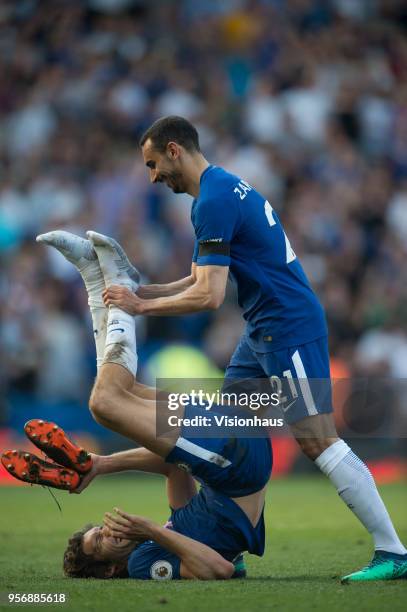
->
[24, 419, 93, 474]
[1, 450, 81, 490]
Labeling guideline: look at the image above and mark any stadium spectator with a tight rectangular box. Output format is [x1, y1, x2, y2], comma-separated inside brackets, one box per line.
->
[0, 0, 406, 421]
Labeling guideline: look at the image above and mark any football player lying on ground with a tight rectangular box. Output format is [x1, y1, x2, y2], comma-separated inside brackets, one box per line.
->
[2, 230, 272, 581]
[2, 420, 253, 580]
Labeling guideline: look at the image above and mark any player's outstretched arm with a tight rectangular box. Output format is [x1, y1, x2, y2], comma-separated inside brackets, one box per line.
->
[104, 509, 234, 580]
[137, 272, 195, 298]
[103, 264, 228, 316]
[136, 260, 198, 299]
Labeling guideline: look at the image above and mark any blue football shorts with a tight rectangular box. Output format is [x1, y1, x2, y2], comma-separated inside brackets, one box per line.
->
[165, 402, 272, 497]
[224, 335, 333, 425]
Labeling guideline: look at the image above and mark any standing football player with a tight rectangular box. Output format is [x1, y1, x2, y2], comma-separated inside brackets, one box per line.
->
[98, 116, 406, 583]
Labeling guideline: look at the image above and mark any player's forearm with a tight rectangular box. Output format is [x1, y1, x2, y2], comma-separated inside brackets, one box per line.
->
[141, 282, 219, 315]
[103, 265, 227, 316]
[137, 276, 194, 298]
[148, 524, 234, 580]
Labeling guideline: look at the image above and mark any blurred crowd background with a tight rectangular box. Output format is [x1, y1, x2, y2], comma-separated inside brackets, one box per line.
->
[0, 0, 406, 462]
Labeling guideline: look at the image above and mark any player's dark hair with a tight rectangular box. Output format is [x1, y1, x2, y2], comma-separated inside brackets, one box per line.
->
[63, 524, 128, 579]
[139, 115, 201, 153]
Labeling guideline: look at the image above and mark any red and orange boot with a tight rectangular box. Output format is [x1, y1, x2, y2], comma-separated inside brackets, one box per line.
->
[1, 450, 81, 491]
[24, 419, 93, 474]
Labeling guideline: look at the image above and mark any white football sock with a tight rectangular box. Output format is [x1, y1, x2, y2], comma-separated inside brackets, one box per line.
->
[37, 231, 108, 370]
[89, 303, 108, 371]
[315, 440, 407, 555]
[86, 230, 139, 291]
[37, 231, 104, 298]
[85, 280, 108, 373]
[87, 230, 139, 377]
[103, 306, 138, 377]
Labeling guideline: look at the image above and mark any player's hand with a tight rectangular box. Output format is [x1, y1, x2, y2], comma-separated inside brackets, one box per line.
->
[103, 508, 154, 541]
[69, 453, 101, 494]
[102, 285, 147, 315]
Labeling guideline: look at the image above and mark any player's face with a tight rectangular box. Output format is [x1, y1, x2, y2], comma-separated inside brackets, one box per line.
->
[82, 525, 134, 563]
[142, 139, 187, 193]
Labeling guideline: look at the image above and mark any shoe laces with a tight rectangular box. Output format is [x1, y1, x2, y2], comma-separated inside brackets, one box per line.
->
[38, 450, 63, 513]
[364, 553, 390, 571]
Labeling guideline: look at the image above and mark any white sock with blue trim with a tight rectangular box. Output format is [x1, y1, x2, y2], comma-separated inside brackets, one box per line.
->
[102, 306, 138, 377]
[315, 439, 406, 555]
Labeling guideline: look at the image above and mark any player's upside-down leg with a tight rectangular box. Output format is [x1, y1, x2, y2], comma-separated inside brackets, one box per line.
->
[35, 229, 269, 581]
[89, 363, 180, 458]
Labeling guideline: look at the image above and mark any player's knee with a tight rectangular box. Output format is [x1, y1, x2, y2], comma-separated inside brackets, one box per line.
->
[89, 386, 109, 423]
[89, 381, 120, 424]
[297, 438, 332, 461]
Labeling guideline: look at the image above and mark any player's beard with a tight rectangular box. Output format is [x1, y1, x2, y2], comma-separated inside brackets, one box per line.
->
[163, 171, 186, 193]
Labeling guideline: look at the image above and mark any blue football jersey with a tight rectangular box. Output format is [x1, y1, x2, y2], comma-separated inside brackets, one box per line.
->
[170, 485, 265, 558]
[127, 485, 265, 580]
[192, 165, 327, 352]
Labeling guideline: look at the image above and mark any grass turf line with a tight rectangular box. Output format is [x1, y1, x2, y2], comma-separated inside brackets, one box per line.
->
[0, 475, 406, 612]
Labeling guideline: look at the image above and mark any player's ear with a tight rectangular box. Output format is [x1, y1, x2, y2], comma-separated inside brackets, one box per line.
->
[166, 141, 180, 160]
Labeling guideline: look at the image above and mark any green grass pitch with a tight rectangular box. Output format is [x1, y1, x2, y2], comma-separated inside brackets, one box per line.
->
[0, 475, 406, 611]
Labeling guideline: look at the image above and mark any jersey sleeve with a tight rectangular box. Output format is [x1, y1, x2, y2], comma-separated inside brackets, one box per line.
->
[192, 239, 199, 263]
[193, 197, 239, 266]
[127, 540, 182, 580]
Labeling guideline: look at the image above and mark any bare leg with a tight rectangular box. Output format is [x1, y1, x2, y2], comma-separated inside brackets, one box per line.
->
[131, 380, 163, 401]
[290, 413, 338, 460]
[93, 446, 197, 509]
[84, 233, 182, 455]
[166, 465, 197, 510]
[89, 363, 180, 458]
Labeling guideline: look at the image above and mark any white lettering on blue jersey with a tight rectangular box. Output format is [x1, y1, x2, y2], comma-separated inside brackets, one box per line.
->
[234, 180, 252, 200]
[265, 200, 296, 263]
[192, 165, 327, 351]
